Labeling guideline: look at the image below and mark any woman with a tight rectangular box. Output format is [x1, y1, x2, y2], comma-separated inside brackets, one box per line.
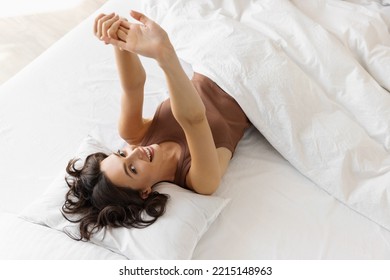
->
[63, 11, 250, 240]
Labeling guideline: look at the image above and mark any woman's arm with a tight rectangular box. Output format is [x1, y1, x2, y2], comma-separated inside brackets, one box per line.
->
[113, 11, 222, 194]
[95, 13, 150, 144]
[114, 48, 151, 144]
[159, 50, 222, 194]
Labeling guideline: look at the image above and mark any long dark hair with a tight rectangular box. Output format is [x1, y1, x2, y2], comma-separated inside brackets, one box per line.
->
[62, 152, 169, 241]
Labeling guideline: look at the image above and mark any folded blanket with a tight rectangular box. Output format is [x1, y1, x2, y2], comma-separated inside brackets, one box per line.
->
[142, 0, 390, 231]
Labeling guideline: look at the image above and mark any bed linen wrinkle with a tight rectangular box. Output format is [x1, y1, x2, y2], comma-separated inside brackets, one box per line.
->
[292, 0, 390, 92]
[238, 0, 390, 151]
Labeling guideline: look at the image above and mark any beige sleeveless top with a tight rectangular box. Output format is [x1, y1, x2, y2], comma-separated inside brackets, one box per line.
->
[140, 73, 250, 188]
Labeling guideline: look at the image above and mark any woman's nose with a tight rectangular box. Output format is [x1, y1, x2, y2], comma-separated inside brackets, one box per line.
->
[124, 146, 141, 160]
[124, 145, 135, 156]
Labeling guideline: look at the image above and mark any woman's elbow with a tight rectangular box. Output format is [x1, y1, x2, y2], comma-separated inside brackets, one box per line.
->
[173, 104, 207, 128]
[193, 178, 221, 196]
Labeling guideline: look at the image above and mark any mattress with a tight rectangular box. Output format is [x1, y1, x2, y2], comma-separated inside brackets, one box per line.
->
[1, 0, 390, 260]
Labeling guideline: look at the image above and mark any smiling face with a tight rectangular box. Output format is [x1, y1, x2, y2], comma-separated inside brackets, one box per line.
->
[100, 144, 162, 198]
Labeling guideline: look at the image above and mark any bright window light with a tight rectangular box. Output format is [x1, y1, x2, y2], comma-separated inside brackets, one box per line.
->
[0, 0, 84, 18]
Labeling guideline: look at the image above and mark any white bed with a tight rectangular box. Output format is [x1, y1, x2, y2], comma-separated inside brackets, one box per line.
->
[1, 0, 390, 259]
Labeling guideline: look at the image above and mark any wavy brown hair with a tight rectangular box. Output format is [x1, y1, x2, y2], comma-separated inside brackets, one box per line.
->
[62, 152, 169, 241]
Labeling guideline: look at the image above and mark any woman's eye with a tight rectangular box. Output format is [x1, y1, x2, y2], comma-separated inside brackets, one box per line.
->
[130, 165, 137, 174]
[117, 149, 125, 157]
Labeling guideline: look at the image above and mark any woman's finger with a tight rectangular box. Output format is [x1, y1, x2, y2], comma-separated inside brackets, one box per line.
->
[93, 13, 106, 36]
[118, 25, 128, 35]
[96, 12, 115, 40]
[102, 14, 119, 40]
[107, 18, 121, 39]
[130, 10, 152, 26]
[120, 20, 130, 29]
[117, 29, 128, 42]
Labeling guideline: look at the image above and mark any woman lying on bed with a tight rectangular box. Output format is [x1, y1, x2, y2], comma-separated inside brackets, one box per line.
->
[63, 11, 250, 240]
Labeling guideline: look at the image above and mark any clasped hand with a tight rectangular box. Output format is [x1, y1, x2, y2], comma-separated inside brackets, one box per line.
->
[94, 10, 172, 61]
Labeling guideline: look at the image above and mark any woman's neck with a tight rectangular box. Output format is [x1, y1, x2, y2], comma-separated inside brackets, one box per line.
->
[159, 141, 182, 182]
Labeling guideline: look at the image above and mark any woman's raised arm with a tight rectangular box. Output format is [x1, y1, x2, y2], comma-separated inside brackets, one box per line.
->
[95, 13, 150, 144]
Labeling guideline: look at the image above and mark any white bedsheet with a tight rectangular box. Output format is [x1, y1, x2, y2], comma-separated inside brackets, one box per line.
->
[1, 0, 390, 259]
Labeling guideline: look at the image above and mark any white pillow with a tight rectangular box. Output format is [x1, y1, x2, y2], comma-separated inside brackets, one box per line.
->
[19, 135, 229, 259]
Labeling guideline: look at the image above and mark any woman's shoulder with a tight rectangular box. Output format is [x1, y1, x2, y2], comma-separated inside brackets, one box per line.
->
[191, 72, 213, 84]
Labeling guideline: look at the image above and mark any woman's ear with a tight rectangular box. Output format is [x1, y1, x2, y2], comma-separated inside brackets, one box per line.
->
[139, 187, 152, 199]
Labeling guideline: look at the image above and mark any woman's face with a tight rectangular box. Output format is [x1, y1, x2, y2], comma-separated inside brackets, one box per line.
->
[100, 144, 161, 197]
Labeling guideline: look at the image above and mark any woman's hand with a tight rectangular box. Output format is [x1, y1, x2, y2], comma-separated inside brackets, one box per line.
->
[94, 13, 127, 45]
[93, 11, 174, 64]
[112, 11, 174, 62]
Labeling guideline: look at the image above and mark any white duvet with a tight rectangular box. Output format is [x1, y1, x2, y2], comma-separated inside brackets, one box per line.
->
[141, 0, 390, 230]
